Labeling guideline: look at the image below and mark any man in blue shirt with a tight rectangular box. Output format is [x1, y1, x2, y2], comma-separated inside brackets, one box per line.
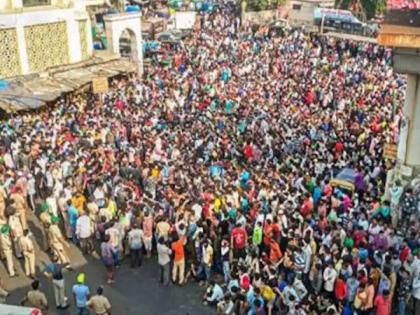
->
[72, 273, 90, 315]
[67, 200, 79, 244]
[43, 261, 69, 309]
[346, 274, 360, 304]
[247, 287, 264, 315]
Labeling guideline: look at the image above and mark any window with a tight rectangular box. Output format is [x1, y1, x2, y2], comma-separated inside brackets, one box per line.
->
[292, 4, 302, 10]
[22, 0, 51, 7]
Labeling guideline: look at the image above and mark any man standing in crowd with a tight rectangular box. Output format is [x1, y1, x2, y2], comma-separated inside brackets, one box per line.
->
[73, 273, 90, 315]
[43, 259, 70, 310]
[157, 237, 172, 286]
[171, 235, 186, 285]
[127, 223, 144, 268]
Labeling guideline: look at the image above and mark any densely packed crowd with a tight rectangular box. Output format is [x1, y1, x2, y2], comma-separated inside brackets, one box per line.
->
[0, 3, 419, 315]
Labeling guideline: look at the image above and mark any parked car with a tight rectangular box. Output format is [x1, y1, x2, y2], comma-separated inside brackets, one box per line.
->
[0, 304, 41, 315]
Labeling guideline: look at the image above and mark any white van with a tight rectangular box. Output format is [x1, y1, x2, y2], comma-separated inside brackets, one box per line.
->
[0, 304, 41, 315]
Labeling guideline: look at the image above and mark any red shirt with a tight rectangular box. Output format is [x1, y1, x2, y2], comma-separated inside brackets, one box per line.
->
[400, 246, 410, 263]
[335, 142, 344, 155]
[231, 227, 247, 249]
[374, 295, 390, 315]
[334, 279, 348, 301]
[300, 199, 312, 218]
[272, 223, 281, 241]
[244, 145, 254, 160]
[353, 230, 367, 247]
[269, 242, 282, 264]
[115, 100, 125, 111]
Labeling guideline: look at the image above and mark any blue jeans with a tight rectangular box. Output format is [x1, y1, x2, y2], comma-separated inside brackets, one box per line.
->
[77, 307, 89, 315]
[399, 299, 406, 315]
[223, 261, 230, 283]
[112, 249, 120, 266]
[198, 263, 211, 282]
[71, 226, 78, 245]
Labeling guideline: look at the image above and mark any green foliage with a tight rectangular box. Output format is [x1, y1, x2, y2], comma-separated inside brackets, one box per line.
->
[335, 0, 387, 20]
[245, 0, 287, 12]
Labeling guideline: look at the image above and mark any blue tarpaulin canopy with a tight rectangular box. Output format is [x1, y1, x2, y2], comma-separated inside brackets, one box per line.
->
[330, 168, 356, 192]
[335, 168, 356, 183]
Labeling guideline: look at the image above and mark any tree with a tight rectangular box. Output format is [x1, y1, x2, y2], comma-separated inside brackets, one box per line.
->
[335, 0, 387, 20]
[246, 0, 268, 11]
[245, 0, 287, 12]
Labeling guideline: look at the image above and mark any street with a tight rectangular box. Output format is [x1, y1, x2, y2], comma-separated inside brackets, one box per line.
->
[0, 215, 213, 315]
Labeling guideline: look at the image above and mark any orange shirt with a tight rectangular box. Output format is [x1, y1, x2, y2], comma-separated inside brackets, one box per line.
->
[269, 242, 283, 264]
[171, 238, 185, 262]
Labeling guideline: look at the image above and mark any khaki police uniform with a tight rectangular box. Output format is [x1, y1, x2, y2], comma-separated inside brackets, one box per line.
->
[19, 234, 35, 277]
[39, 211, 52, 251]
[0, 232, 15, 276]
[0, 186, 6, 220]
[8, 214, 23, 258]
[48, 224, 69, 264]
[11, 192, 28, 231]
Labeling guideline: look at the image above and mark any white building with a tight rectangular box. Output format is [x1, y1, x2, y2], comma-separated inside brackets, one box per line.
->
[0, 0, 94, 79]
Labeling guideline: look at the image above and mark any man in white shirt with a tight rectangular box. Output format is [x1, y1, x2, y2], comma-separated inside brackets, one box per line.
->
[76, 212, 93, 255]
[46, 195, 58, 217]
[128, 224, 144, 268]
[157, 237, 172, 286]
[27, 174, 36, 211]
[217, 294, 234, 315]
[323, 261, 337, 298]
[303, 242, 312, 285]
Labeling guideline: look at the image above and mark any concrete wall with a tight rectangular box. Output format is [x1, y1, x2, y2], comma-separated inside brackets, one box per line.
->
[289, 1, 316, 25]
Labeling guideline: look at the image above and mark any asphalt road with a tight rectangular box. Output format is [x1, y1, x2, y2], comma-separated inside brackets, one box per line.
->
[0, 215, 214, 315]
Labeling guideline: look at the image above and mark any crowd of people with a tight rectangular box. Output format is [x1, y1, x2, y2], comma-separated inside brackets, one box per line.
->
[0, 3, 420, 315]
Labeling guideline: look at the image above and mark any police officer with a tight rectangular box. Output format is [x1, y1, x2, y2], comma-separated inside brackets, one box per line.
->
[48, 216, 70, 265]
[0, 224, 16, 277]
[8, 208, 24, 258]
[19, 229, 36, 278]
[10, 186, 28, 231]
[38, 202, 52, 251]
[0, 184, 6, 220]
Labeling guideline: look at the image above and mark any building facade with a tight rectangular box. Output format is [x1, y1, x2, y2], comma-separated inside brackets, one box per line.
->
[289, 0, 334, 25]
[0, 0, 93, 79]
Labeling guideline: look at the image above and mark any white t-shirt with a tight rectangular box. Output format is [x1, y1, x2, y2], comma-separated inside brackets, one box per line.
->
[128, 228, 144, 249]
[192, 204, 202, 220]
[76, 215, 92, 239]
[323, 267, 337, 292]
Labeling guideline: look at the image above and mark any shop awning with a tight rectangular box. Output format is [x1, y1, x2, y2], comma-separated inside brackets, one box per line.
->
[0, 58, 136, 113]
